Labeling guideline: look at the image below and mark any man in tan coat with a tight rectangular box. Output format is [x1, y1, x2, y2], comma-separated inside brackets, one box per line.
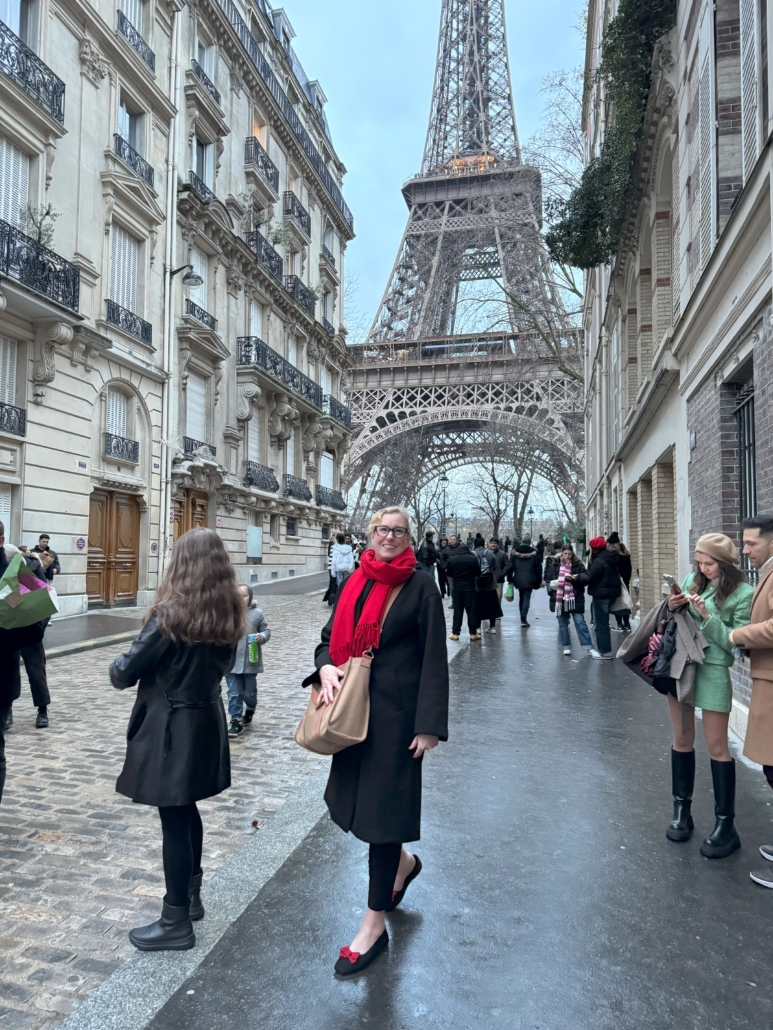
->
[728, 515, 773, 887]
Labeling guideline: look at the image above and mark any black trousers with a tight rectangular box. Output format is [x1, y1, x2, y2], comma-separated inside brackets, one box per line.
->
[20, 642, 50, 707]
[437, 566, 449, 597]
[518, 588, 533, 622]
[0, 705, 8, 804]
[368, 842, 402, 911]
[158, 803, 203, 907]
[452, 587, 478, 634]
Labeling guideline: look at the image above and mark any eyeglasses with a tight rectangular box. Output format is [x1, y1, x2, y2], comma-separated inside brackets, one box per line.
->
[373, 526, 409, 539]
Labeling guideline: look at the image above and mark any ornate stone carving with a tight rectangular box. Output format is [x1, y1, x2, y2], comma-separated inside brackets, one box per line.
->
[237, 383, 261, 421]
[31, 322, 72, 403]
[79, 38, 109, 85]
[267, 392, 299, 443]
[226, 265, 245, 297]
[301, 414, 322, 456]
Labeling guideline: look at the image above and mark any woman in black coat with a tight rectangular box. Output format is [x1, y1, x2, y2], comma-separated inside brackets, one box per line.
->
[312, 505, 449, 975]
[544, 546, 593, 655]
[110, 529, 244, 952]
[586, 537, 622, 660]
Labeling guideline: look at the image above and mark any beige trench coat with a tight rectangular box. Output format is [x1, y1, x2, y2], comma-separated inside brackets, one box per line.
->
[734, 562, 773, 766]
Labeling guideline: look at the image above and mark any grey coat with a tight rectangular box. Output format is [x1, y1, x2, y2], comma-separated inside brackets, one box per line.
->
[616, 599, 708, 704]
[229, 607, 270, 674]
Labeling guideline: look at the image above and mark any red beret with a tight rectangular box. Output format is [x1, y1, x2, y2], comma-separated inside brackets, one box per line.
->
[589, 537, 608, 550]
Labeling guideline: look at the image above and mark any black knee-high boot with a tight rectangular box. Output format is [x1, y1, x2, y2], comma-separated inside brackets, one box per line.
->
[700, 758, 741, 859]
[667, 749, 695, 842]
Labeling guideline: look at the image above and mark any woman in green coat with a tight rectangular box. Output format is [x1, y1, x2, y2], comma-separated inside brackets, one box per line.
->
[665, 533, 753, 858]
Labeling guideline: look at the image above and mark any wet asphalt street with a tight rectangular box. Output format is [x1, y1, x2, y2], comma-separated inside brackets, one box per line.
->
[146, 592, 773, 1030]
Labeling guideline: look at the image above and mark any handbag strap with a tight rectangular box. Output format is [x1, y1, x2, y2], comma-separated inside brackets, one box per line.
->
[380, 581, 406, 631]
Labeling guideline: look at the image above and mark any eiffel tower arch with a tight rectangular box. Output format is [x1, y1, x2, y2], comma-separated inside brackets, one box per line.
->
[345, 0, 583, 506]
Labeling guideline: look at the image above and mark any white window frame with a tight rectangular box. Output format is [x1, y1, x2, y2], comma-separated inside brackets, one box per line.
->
[0, 133, 29, 231]
[106, 387, 128, 438]
[0, 336, 18, 407]
[186, 371, 207, 442]
[189, 247, 208, 310]
[111, 224, 140, 314]
[319, 452, 334, 489]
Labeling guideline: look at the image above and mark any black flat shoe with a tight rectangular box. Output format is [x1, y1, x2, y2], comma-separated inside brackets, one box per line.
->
[386, 854, 422, 912]
[334, 930, 388, 975]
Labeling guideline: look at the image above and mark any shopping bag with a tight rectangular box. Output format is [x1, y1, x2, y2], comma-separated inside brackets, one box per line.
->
[0, 553, 59, 629]
[504, 583, 515, 602]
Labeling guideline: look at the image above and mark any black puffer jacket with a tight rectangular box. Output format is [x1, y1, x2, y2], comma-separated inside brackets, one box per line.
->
[544, 557, 590, 614]
[507, 546, 542, 590]
[587, 549, 622, 600]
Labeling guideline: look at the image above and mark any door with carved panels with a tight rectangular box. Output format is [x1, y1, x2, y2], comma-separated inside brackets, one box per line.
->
[172, 490, 209, 541]
[87, 489, 140, 607]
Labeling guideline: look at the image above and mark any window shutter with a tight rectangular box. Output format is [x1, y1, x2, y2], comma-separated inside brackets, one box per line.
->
[189, 248, 208, 308]
[319, 452, 334, 488]
[122, 0, 143, 32]
[0, 134, 29, 230]
[699, 8, 717, 269]
[107, 388, 128, 437]
[111, 225, 139, 312]
[287, 335, 296, 367]
[249, 300, 262, 338]
[285, 430, 295, 475]
[0, 484, 10, 527]
[247, 414, 260, 461]
[741, 0, 760, 180]
[186, 372, 207, 440]
[0, 336, 17, 406]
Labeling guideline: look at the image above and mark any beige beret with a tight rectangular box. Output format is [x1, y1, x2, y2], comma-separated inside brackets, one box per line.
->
[694, 533, 740, 567]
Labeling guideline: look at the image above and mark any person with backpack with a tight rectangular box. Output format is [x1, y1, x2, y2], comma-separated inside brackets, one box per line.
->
[109, 528, 244, 952]
[472, 538, 503, 634]
[331, 534, 355, 587]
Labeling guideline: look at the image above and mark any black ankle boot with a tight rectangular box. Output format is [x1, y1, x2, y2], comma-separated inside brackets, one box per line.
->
[700, 759, 741, 859]
[189, 872, 204, 921]
[667, 749, 695, 842]
[128, 899, 195, 951]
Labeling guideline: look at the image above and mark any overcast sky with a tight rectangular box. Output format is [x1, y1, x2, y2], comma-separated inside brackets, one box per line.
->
[284, 0, 586, 335]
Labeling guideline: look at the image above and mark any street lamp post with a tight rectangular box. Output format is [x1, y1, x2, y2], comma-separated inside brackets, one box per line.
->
[528, 506, 534, 540]
[439, 474, 448, 535]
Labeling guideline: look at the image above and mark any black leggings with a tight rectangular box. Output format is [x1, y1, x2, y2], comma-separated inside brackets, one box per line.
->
[368, 842, 402, 911]
[158, 804, 203, 907]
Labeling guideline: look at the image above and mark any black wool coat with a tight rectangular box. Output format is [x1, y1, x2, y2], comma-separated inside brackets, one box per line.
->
[110, 615, 235, 807]
[544, 558, 590, 614]
[507, 546, 542, 589]
[313, 571, 449, 844]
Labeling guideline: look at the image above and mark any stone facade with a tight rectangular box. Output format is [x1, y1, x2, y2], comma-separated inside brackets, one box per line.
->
[0, 0, 353, 614]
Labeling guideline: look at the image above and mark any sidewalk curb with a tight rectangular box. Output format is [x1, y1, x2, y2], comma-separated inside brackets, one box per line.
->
[45, 631, 139, 660]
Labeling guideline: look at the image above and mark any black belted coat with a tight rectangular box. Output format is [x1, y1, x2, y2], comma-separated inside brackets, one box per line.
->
[311, 571, 449, 844]
[110, 614, 234, 807]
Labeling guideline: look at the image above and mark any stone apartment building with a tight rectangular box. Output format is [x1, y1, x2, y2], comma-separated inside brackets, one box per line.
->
[0, 0, 353, 615]
[583, 0, 773, 733]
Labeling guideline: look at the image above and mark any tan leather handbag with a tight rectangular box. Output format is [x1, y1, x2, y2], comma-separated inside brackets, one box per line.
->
[295, 583, 404, 755]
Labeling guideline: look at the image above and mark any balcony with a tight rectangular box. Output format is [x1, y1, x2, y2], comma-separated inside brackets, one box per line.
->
[104, 432, 139, 463]
[0, 218, 79, 312]
[117, 10, 155, 71]
[321, 317, 336, 338]
[323, 394, 352, 429]
[244, 461, 279, 492]
[321, 244, 336, 267]
[0, 401, 26, 437]
[191, 58, 220, 105]
[114, 134, 154, 188]
[284, 275, 316, 318]
[316, 485, 346, 511]
[106, 299, 152, 345]
[237, 337, 323, 409]
[188, 170, 215, 204]
[283, 191, 311, 240]
[284, 474, 312, 502]
[184, 436, 216, 459]
[0, 20, 64, 123]
[244, 137, 279, 194]
[245, 230, 283, 281]
[186, 298, 217, 330]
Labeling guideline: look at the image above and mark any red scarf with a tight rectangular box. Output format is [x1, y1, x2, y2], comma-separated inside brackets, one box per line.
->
[328, 546, 415, 667]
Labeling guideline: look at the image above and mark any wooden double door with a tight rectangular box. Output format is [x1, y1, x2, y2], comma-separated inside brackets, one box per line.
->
[172, 489, 209, 541]
[87, 490, 140, 608]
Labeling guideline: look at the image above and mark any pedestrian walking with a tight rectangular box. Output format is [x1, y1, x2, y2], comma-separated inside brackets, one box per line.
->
[608, 533, 633, 631]
[536, 534, 546, 563]
[726, 516, 773, 885]
[322, 538, 336, 607]
[5, 546, 52, 730]
[506, 536, 542, 627]
[436, 536, 450, 597]
[586, 537, 621, 659]
[503, 536, 512, 554]
[330, 533, 355, 587]
[31, 534, 60, 582]
[446, 544, 481, 639]
[109, 528, 245, 952]
[309, 505, 449, 974]
[485, 538, 508, 633]
[415, 531, 438, 580]
[544, 545, 593, 655]
[440, 534, 468, 611]
[226, 585, 271, 739]
[471, 539, 503, 633]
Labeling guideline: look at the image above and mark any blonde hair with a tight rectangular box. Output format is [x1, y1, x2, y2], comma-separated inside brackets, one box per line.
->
[367, 506, 414, 538]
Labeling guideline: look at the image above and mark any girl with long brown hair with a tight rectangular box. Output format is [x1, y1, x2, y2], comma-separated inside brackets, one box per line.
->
[110, 528, 245, 951]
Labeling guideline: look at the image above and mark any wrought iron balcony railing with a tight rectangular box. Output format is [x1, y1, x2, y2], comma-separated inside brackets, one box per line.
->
[284, 474, 312, 502]
[323, 394, 352, 428]
[0, 218, 80, 312]
[115, 134, 154, 188]
[245, 230, 283, 281]
[104, 432, 139, 463]
[185, 299, 217, 330]
[237, 337, 323, 409]
[0, 19, 65, 123]
[191, 58, 220, 104]
[321, 244, 336, 267]
[0, 401, 26, 437]
[284, 275, 316, 318]
[316, 485, 346, 511]
[244, 137, 279, 193]
[106, 299, 152, 345]
[321, 317, 335, 338]
[117, 10, 155, 71]
[184, 436, 216, 459]
[244, 461, 279, 492]
[188, 170, 215, 204]
[283, 191, 311, 239]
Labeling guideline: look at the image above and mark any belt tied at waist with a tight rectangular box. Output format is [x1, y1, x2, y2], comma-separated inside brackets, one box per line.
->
[163, 691, 219, 757]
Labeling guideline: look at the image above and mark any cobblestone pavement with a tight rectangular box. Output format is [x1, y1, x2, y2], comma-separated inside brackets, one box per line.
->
[0, 590, 347, 1030]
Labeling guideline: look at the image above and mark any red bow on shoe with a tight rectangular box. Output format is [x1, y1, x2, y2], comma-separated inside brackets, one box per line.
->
[338, 946, 360, 964]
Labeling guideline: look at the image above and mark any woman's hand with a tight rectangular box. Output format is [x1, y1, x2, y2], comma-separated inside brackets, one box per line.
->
[668, 590, 688, 611]
[409, 734, 439, 759]
[687, 594, 710, 621]
[318, 664, 345, 706]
